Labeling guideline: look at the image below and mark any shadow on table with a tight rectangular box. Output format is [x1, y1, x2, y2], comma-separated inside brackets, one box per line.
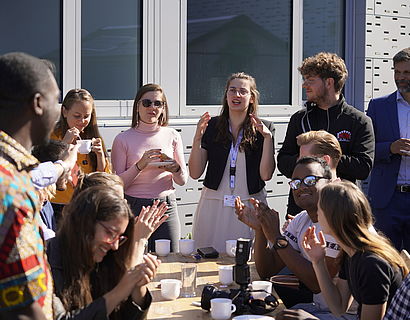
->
[153, 308, 209, 320]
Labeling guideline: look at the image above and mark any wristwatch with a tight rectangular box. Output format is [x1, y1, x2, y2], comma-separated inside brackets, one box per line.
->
[273, 236, 289, 249]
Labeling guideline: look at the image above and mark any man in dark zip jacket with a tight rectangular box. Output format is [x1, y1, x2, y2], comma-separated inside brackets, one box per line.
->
[278, 52, 375, 216]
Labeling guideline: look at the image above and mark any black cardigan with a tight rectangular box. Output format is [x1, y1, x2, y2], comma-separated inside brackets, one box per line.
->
[201, 116, 275, 195]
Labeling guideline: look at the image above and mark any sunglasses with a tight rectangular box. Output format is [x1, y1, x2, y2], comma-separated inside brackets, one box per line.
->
[97, 221, 128, 246]
[139, 99, 166, 108]
[288, 175, 327, 190]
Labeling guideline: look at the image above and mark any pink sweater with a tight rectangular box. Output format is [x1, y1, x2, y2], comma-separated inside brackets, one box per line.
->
[111, 122, 187, 198]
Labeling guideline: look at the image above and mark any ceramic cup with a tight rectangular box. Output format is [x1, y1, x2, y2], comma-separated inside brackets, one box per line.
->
[251, 280, 272, 300]
[210, 298, 236, 320]
[77, 139, 92, 154]
[179, 239, 195, 256]
[160, 279, 181, 300]
[225, 240, 237, 257]
[218, 265, 233, 286]
[155, 239, 171, 257]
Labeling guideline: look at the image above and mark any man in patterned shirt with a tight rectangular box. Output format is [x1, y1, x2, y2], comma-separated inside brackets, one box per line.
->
[0, 52, 60, 320]
[383, 274, 410, 320]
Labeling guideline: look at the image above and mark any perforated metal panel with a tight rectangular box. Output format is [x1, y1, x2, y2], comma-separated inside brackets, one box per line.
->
[365, 0, 410, 102]
[374, 0, 410, 16]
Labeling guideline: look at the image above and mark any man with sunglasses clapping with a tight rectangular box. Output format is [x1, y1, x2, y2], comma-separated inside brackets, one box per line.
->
[235, 156, 357, 320]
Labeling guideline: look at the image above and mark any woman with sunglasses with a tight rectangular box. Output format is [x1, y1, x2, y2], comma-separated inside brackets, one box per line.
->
[48, 185, 165, 319]
[51, 89, 111, 221]
[189, 72, 275, 253]
[303, 181, 408, 320]
[111, 84, 187, 252]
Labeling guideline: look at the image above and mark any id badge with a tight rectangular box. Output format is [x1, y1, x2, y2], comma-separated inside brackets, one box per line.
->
[224, 195, 236, 207]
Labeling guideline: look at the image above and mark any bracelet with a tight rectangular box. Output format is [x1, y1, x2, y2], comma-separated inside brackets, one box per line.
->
[174, 165, 181, 173]
[135, 162, 142, 171]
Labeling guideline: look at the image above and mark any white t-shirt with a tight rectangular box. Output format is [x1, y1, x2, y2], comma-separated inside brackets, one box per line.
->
[283, 210, 339, 310]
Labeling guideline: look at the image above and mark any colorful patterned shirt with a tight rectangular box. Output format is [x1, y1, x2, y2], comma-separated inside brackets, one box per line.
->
[0, 130, 53, 319]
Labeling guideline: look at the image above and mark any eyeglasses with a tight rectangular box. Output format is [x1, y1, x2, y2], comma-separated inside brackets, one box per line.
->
[288, 175, 327, 190]
[227, 88, 250, 96]
[97, 221, 128, 246]
[139, 99, 166, 108]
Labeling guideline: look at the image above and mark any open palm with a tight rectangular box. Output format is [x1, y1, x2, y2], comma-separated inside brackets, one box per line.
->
[302, 226, 327, 264]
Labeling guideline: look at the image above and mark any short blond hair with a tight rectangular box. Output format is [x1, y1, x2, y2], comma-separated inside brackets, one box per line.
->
[297, 130, 342, 166]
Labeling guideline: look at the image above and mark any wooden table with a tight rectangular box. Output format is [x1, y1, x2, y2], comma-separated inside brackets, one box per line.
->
[147, 253, 284, 319]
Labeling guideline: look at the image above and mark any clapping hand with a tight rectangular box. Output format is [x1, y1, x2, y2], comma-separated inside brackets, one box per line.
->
[193, 112, 211, 142]
[134, 199, 168, 241]
[256, 202, 281, 242]
[116, 253, 161, 299]
[234, 197, 262, 231]
[302, 226, 326, 264]
[134, 253, 161, 287]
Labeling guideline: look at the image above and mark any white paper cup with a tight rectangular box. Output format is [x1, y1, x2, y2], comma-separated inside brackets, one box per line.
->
[218, 265, 233, 286]
[251, 280, 272, 300]
[155, 239, 171, 257]
[179, 239, 195, 256]
[77, 139, 92, 154]
[160, 279, 181, 300]
[210, 298, 236, 320]
[225, 240, 236, 257]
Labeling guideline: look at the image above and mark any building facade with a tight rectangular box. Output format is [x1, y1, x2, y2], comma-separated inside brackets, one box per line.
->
[1, 0, 409, 235]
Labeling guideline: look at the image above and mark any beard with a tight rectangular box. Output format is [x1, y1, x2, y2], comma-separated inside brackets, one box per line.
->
[396, 80, 410, 93]
[308, 86, 329, 105]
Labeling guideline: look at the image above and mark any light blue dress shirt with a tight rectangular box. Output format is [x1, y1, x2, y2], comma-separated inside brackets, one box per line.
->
[396, 91, 410, 185]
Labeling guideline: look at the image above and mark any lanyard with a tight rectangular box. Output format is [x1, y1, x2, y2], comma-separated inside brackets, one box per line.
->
[229, 124, 243, 190]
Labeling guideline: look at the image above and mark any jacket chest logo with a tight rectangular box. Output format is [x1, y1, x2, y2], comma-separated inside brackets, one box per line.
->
[336, 130, 351, 142]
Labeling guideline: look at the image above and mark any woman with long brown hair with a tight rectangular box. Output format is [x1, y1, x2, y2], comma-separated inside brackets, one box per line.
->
[111, 84, 187, 252]
[51, 89, 110, 218]
[303, 181, 408, 320]
[48, 185, 166, 319]
[189, 72, 275, 252]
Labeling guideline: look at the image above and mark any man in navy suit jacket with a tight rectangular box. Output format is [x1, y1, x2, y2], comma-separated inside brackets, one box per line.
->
[367, 47, 410, 251]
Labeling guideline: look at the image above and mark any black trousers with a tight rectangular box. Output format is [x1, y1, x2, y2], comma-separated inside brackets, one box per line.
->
[272, 281, 313, 308]
[124, 193, 181, 252]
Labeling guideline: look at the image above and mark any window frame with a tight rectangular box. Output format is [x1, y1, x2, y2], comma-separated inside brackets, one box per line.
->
[61, 0, 352, 119]
[179, 0, 303, 118]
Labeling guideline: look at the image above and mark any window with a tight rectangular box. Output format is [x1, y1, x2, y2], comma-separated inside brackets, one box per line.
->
[187, 0, 292, 106]
[302, 0, 345, 99]
[81, 0, 142, 100]
[303, 0, 345, 59]
[0, 2, 61, 87]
